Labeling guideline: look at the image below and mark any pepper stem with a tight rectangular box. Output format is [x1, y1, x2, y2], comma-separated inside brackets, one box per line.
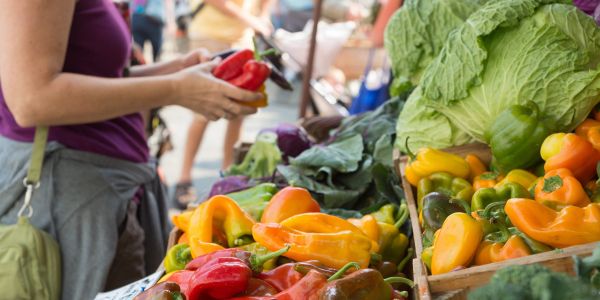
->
[233, 235, 255, 247]
[327, 262, 361, 282]
[384, 276, 415, 287]
[250, 244, 291, 273]
[404, 137, 416, 161]
[394, 203, 409, 229]
[397, 291, 409, 298]
[450, 198, 471, 215]
[397, 248, 414, 273]
[480, 201, 505, 220]
[251, 36, 278, 61]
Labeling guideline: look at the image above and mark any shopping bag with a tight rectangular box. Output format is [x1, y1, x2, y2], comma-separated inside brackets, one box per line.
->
[0, 127, 61, 300]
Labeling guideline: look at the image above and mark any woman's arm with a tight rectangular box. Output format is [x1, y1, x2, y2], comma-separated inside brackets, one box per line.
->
[0, 0, 259, 127]
[129, 49, 211, 77]
[204, 0, 273, 36]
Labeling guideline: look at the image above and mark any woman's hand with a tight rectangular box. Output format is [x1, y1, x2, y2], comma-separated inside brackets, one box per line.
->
[174, 60, 261, 121]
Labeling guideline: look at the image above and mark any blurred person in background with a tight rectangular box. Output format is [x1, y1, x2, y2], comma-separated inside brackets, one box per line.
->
[132, 0, 165, 61]
[273, 0, 368, 32]
[0, 0, 262, 298]
[173, 0, 274, 208]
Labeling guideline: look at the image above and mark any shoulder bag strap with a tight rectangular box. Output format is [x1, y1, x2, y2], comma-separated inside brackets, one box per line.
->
[17, 126, 49, 218]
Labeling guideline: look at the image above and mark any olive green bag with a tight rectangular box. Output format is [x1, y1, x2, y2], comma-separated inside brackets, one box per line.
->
[0, 127, 61, 300]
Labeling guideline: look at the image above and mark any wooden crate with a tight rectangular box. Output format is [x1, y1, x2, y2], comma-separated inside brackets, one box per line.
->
[393, 143, 599, 300]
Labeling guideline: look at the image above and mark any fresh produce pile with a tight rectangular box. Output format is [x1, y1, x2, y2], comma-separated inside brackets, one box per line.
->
[406, 107, 600, 276]
[135, 186, 413, 300]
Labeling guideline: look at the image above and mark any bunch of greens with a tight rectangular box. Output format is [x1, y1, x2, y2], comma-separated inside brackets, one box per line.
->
[384, 0, 488, 96]
[277, 98, 406, 211]
[225, 132, 282, 179]
[396, 0, 600, 152]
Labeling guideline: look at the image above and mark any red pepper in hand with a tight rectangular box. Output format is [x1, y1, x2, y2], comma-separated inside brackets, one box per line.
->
[187, 257, 252, 300]
[212, 49, 254, 81]
[228, 61, 271, 91]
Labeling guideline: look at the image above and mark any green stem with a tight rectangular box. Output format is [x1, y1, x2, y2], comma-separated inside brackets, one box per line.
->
[481, 201, 505, 220]
[397, 248, 414, 273]
[396, 291, 409, 298]
[233, 235, 255, 247]
[250, 244, 290, 272]
[404, 137, 416, 161]
[384, 276, 415, 288]
[394, 203, 409, 229]
[327, 262, 361, 282]
[450, 198, 471, 215]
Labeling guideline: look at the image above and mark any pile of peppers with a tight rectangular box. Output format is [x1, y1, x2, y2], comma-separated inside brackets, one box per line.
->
[405, 108, 600, 275]
[153, 185, 414, 299]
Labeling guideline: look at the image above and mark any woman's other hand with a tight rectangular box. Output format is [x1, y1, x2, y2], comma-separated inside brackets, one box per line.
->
[174, 59, 261, 121]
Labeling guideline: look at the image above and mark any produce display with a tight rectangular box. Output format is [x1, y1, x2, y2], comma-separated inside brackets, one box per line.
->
[139, 186, 413, 300]
[406, 112, 600, 276]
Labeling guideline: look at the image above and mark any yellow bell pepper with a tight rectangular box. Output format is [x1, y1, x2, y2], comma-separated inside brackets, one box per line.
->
[404, 142, 470, 186]
[431, 213, 483, 275]
[348, 215, 380, 245]
[187, 195, 256, 258]
[252, 222, 373, 269]
[496, 169, 537, 190]
[465, 154, 487, 181]
[172, 209, 194, 232]
[348, 214, 408, 263]
[280, 213, 379, 252]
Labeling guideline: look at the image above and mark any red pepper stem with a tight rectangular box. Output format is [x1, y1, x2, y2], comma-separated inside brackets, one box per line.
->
[384, 276, 415, 287]
[327, 262, 361, 282]
[250, 244, 291, 272]
[404, 137, 416, 161]
[397, 291, 409, 298]
[397, 248, 414, 273]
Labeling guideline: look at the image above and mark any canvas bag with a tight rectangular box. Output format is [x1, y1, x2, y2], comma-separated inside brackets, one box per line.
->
[0, 127, 61, 300]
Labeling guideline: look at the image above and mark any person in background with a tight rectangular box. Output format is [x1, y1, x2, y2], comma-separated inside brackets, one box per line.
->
[273, 0, 367, 32]
[173, 0, 274, 208]
[0, 0, 261, 298]
[132, 0, 165, 61]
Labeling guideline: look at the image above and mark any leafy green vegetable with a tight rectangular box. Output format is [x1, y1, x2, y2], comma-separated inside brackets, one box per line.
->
[573, 244, 600, 289]
[399, 0, 600, 150]
[226, 132, 282, 179]
[384, 0, 488, 96]
[469, 263, 600, 300]
[291, 134, 363, 173]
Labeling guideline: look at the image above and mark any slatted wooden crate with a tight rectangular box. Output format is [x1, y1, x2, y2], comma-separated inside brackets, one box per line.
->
[393, 143, 599, 300]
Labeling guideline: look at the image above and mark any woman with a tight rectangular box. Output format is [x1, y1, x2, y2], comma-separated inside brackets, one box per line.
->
[0, 0, 261, 299]
[174, 0, 273, 207]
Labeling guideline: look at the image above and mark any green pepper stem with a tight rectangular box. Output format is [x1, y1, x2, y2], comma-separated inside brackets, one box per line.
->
[491, 219, 511, 244]
[233, 235, 255, 247]
[397, 291, 409, 298]
[481, 201, 506, 219]
[397, 248, 414, 273]
[327, 262, 361, 282]
[450, 198, 471, 215]
[404, 137, 416, 161]
[179, 246, 192, 262]
[394, 203, 409, 229]
[384, 276, 415, 287]
[250, 244, 290, 271]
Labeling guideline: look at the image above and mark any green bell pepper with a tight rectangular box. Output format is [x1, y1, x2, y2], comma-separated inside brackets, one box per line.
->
[471, 182, 529, 211]
[421, 192, 464, 232]
[226, 183, 278, 220]
[416, 172, 474, 213]
[164, 244, 192, 273]
[485, 101, 550, 173]
[377, 222, 408, 264]
[371, 204, 397, 225]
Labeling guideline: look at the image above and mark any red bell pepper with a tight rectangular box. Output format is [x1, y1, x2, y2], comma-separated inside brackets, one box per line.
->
[187, 257, 252, 300]
[243, 278, 279, 296]
[212, 49, 254, 81]
[228, 61, 271, 91]
[256, 260, 336, 292]
[164, 270, 194, 297]
[186, 245, 289, 274]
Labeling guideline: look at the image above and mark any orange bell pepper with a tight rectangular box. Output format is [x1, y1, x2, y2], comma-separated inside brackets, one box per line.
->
[178, 232, 189, 245]
[505, 198, 600, 248]
[474, 235, 531, 265]
[541, 133, 600, 182]
[187, 195, 256, 258]
[252, 223, 372, 269]
[431, 213, 483, 275]
[534, 168, 591, 207]
[260, 187, 320, 223]
[172, 209, 194, 232]
[575, 118, 600, 151]
[473, 172, 501, 191]
[465, 154, 487, 181]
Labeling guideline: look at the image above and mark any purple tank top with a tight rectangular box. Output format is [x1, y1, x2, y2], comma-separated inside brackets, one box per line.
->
[0, 0, 149, 163]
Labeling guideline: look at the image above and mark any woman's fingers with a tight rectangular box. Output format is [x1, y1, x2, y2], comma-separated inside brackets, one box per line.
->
[219, 81, 262, 103]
